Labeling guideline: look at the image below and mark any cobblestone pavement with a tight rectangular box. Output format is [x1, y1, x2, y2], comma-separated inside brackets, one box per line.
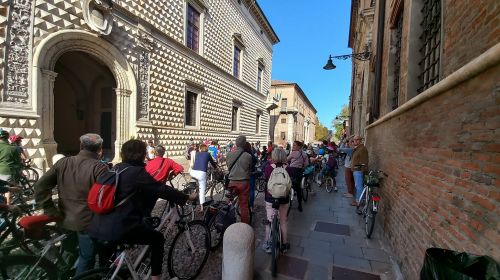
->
[254, 166, 404, 280]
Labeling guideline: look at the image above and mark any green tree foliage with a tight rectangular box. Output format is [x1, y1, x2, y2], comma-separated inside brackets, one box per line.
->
[315, 122, 329, 141]
[331, 104, 350, 142]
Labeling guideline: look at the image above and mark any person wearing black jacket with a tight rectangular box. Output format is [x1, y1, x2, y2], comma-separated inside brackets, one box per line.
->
[88, 140, 197, 280]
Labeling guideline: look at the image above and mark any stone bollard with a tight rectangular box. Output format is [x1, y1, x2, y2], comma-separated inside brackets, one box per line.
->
[222, 223, 255, 280]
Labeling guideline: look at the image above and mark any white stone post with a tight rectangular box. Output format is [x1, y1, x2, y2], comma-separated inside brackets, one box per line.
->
[222, 223, 255, 280]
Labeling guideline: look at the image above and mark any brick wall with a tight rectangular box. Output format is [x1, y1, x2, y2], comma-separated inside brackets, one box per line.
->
[366, 64, 500, 278]
[442, 0, 500, 77]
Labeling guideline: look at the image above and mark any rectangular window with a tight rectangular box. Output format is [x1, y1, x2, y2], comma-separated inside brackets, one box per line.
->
[257, 66, 263, 92]
[392, 11, 403, 110]
[280, 132, 286, 140]
[281, 118, 286, 124]
[418, 0, 441, 93]
[256, 114, 260, 134]
[185, 91, 198, 126]
[231, 106, 239, 131]
[233, 46, 241, 78]
[186, 4, 200, 53]
[281, 98, 287, 108]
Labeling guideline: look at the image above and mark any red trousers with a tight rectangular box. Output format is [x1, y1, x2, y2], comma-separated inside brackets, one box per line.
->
[345, 167, 355, 195]
[228, 180, 250, 224]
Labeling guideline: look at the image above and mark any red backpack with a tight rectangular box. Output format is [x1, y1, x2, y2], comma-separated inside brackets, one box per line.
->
[88, 167, 132, 214]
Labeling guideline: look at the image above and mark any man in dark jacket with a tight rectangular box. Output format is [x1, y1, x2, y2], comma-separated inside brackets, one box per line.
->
[88, 139, 197, 280]
[226, 135, 253, 224]
[34, 133, 109, 275]
[0, 129, 21, 204]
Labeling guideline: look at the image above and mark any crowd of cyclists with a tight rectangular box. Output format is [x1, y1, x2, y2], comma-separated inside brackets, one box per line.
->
[0, 126, 347, 279]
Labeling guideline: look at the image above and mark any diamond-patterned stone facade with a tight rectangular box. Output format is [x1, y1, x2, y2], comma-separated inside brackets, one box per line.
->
[0, 0, 276, 163]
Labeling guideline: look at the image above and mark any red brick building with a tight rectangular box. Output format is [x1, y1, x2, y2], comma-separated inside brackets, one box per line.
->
[348, 0, 499, 278]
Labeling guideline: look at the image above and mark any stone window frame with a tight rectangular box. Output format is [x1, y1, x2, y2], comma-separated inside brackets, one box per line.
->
[404, 0, 444, 101]
[256, 58, 266, 93]
[184, 82, 204, 130]
[281, 118, 287, 124]
[388, 1, 404, 111]
[231, 100, 243, 132]
[232, 33, 245, 79]
[256, 109, 263, 135]
[184, 0, 207, 56]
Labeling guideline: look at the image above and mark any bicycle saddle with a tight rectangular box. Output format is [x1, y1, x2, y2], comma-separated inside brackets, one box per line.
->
[18, 214, 58, 230]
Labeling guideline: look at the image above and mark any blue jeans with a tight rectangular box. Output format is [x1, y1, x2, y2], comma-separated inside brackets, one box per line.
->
[249, 174, 255, 208]
[353, 171, 364, 202]
[75, 232, 96, 275]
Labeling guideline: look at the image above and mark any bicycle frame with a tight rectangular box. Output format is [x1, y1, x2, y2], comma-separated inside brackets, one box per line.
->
[102, 201, 197, 280]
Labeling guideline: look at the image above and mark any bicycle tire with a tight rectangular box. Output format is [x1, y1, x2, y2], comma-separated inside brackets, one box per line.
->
[301, 177, 308, 202]
[209, 181, 224, 200]
[0, 254, 57, 280]
[325, 177, 334, 193]
[22, 167, 39, 183]
[167, 220, 210, 280]
[365, 198, 376, 238]
[287, 189, 294, 216]
[71, 267, 130, 280]
[270, 217, 280, 277]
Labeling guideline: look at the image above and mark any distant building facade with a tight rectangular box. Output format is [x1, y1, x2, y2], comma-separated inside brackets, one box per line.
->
[348, 0, 499, 278]
[0, 0, 279, 167]
[269, 81, 317, 145]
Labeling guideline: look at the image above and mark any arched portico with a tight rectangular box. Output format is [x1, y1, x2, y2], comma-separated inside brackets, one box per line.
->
[32, 30, 137, 164]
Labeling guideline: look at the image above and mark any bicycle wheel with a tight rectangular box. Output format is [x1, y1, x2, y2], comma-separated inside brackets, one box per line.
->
[71, 267, 129, 280]
[325, 177, 334, 193]
[301, 177, 309, 202]
[209, 181, 224, 200]
[314, 172, 322, 188]
[0, 255, 57, 280]
[22, 167, 39, 183]
[365, 197, 377, 238]
[167, 220, 210, 280]
[270, 217, 280, 277]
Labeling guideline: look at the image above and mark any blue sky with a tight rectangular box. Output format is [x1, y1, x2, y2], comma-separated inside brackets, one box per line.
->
[259, 1, 353, 128]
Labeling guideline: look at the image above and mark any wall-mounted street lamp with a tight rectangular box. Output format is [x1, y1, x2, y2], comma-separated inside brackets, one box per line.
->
[323, 46, 371, 70]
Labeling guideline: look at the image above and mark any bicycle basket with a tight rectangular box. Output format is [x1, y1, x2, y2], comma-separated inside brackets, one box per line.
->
[303, 165, 315, 175]
[214, 204, 236, 233]
[364, 173, 381, 187]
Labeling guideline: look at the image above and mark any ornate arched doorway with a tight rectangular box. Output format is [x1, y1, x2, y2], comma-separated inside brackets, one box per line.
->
[32, 30, 137, 165]
[53, 51, 117, 159]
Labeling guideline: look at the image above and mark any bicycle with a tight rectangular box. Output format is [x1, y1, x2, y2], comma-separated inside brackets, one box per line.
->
[73, 186, 210, 280]
[267, 198, 283, 277]
[356, 169, 386, 238]
[0, 215, 78, 280]
[202, 187, 254, 250]
[314, 163, 337, 193]
[206, 166, 225, 200]
[300, 165, 315, 202]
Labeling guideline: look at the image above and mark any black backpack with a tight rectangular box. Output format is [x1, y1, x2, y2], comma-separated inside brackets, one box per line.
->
[214, 203, 236, 233]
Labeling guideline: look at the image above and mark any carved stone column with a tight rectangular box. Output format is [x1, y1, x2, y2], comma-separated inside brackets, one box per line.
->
[2, 0, 34, 106]
[136, 31, 155, 124]
[113, 88, 132, 162]
[40, 69, 58, 166]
